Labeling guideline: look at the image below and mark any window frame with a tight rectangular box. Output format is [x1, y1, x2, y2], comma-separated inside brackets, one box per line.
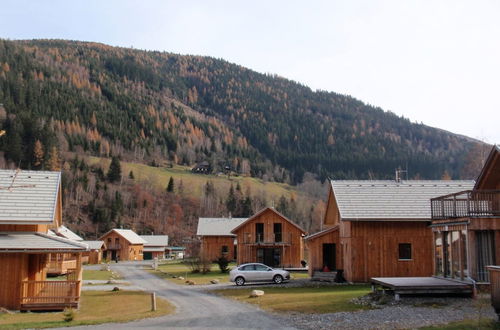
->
[398, 243, 412, 261]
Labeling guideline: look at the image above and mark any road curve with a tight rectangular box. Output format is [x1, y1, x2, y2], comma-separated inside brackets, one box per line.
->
[63, 261, 297, 330]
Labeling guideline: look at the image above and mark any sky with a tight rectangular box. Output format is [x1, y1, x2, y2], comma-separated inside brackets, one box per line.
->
[1, 0, 499, 144]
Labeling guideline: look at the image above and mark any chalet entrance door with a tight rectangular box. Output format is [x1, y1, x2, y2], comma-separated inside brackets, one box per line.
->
[111, 250, 117, 261]
[257, 248, 281, 267]
[323, 244, 336, 271]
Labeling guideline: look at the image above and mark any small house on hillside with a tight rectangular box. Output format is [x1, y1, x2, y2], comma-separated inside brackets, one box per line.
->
[100, 229, 146, 261]
[192, 161, 211, 174]
[0, 170, 88, 311]
[306, 179, 474, 282]
[431, 145, 500, 283]
[140, 235, 169, 260]
[197, 217, 247, 261]
[231, 207, 306, 268]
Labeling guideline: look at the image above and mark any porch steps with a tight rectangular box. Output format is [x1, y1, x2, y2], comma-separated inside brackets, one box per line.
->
[312, 271, 337, 282]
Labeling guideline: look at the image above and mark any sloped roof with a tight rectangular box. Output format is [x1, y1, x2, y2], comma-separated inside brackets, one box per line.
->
[0, 232, 88, 252]
[304, 225, 339, 241]
[144, 246, 166, 252]
[82, 240, 104, 250]
[197, 217, 248, 236]
[100, 229, 146, 244]
[140, 235, 169, 247]
[474, 145, 500, 190]
[331, 180, 475, 221]
[55, 225, 83, 241]
[231, 207, 306, 234]
[0, 170, 61, 224]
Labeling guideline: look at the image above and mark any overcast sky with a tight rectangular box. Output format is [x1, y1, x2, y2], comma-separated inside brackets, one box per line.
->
[1, 0, 499, 144]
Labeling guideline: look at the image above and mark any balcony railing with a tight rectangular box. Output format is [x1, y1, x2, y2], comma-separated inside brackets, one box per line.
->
[20, 280, 80, 310]
[241, 232, 293, 244]
[431, 190, 500, 220]
[106, 243, 121, 250]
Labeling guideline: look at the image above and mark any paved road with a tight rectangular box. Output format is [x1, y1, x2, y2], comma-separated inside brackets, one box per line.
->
[66, 262, 296, 330]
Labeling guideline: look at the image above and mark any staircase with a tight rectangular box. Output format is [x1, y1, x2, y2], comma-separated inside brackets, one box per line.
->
[311, 271, 337, 282]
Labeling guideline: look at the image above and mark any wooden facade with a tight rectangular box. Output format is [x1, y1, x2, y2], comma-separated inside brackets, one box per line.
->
[305, 180, 469, 283]
[431, 146, 500, 283]
[0, 170, 86, 311]
[100, 230, 144, 261]
[232, 208, 306, 268]
[200, 236, 236, 262]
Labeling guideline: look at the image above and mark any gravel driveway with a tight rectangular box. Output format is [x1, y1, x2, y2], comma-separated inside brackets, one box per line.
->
[62, 261, 296, 330]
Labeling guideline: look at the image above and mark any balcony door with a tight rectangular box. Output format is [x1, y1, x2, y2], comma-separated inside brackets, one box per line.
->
[476, 230, 495, 282]
[255, 223, 264, 242]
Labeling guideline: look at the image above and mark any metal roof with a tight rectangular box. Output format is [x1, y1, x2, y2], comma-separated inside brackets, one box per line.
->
[140, 235, 169, 247]
[196, 217, 248, 236]
[82, 240, 104, 250]
[143, 246, 166, 252]
[331, 180, 475, 220]
[55, 225, 83, 241]
[0, 170, 61, 224]
[0, 232, 88, 252]
[101, 229, 147, 244]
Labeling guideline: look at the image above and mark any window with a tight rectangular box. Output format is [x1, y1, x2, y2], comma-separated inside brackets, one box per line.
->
[221, 245, 229, 254]
[255, 223, 264, 242]
[240, 264, 255, 271]
[273, 223, 282, 242]
[255, 264, 269, 271]
[398, 243, 412, 260]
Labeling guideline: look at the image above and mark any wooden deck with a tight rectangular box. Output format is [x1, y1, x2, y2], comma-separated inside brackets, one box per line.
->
[371, 277, 473, 300]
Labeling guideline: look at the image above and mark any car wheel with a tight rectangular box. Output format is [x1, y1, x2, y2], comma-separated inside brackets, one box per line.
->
[273, 275, 283, 284]
[235, 277, 245, 286]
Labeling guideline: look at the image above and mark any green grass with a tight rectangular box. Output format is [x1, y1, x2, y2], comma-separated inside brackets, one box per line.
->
[0, 290, 174, 329]
[85, 156, 297, 199]
[213, 285, 372, 314]
[83, 269, 121, 281]
[420, 318, 500, 329]
[151, 261, 234, 285]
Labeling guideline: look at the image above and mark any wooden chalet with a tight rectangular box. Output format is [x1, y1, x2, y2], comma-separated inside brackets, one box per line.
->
[231, 207, 306, 268]
[140, 235, 169, 260]
[197, 217, 247, 261]
[431, 145, 500, 283]
[81, 240, 105, 264]
[306, 179, 474, 282]
[47, 225, 84, 275]
[100, 229, 145, 261]
[0, 170, 88, 311]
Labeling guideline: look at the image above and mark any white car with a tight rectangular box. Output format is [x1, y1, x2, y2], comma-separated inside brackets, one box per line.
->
[229, 263, 290, 286]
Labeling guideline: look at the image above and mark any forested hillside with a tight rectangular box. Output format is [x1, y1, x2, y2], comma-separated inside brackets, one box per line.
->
[0, 39, 479, 183]
[0, 39, 485, 241]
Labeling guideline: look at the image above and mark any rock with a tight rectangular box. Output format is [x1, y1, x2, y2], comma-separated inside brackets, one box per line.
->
[112, 287, 120, 291]
[187, 280, 196, 285]
[178, 276, 184, 280]
[210, 279, 220, 284]
[107, 280, 117, 284]
[249, 290, 264, 298]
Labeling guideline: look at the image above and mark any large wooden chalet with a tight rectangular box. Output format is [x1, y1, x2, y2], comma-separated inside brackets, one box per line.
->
[197, 217, 247, 261]
[231, 207, 306, 268]
[431, 145, 500, 283]
[0, 170, 88, 311]
[306, 179, 474, 282]
[140, 235, 169, 260]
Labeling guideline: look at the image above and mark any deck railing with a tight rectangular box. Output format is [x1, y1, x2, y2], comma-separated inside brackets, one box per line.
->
[20, 280, 80, 308]
[431, 190, 500, 219]
[241, 232, 293, 244]
[106, 243, 121, 250]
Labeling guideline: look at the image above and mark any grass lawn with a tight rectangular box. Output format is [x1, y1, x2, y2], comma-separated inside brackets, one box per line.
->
[83, 269, 121, 281]
[151, 261, 308, 285]
[213, 285, 372, 314]
[151, 261, 233, 285]
[0, 290, 174, 329]
[420, 318, 500, 329]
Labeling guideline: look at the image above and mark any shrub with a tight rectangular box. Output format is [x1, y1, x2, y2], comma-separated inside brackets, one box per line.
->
[217, 256, 229, 273]
[63, 308, 75, 322]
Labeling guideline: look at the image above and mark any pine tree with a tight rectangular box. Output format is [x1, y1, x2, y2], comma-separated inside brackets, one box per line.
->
[46, 146, 61, 171]
[107, 156, 122, 183]
[166, 176, 174, 192]
[129, 170, 135, 179]
[226, 185, 237, 215]
[33, 139, 44, 169]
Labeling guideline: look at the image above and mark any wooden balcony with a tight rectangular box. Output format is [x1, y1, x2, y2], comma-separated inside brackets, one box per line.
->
[431, 190, 500, 220]
[241, 232, 293, 245]
[20, 280, 80, 311]
[106, 243, 121, 250]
